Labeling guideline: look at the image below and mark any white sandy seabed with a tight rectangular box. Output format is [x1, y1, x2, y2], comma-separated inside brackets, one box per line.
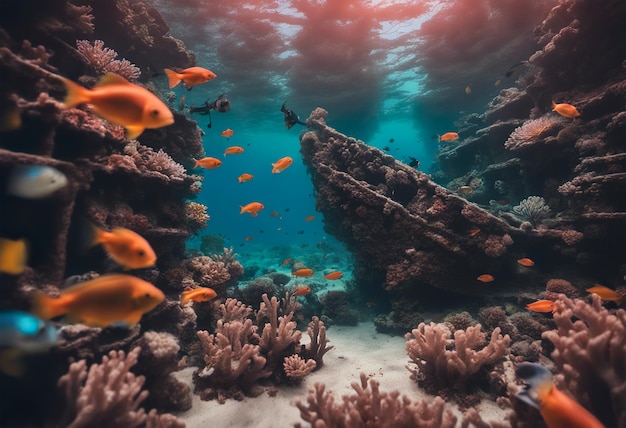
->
[174, 322, 509, 428]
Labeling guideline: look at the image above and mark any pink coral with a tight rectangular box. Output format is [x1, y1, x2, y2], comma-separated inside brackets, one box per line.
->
[283, 355, 316, 380]
[504, 116, 562, 150]
[76, 39, 141, 80]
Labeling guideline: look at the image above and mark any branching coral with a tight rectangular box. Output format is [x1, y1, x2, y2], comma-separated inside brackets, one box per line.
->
[257, 294, 302, 373]
[123, 142, 187, 182]
[57, 347, 184, 428]
[405, 323, 510, 398]
[511, 196, 551, 227]
[283, 355, 316, 381]
[542, 294, 626, 427]
[302, 316, 333, 368]
[76, 39, 141, 80]
[504, 116, 561, 150]
[294, 372, 457, 428]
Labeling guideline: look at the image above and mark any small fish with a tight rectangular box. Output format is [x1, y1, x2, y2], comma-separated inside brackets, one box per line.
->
[89, 224, 156, 270]
[180, 287, 217, 305]
[245, 236, 254, 241]
[7, 165, 68, 199]
[366, 301, 377, 307]
[194, 157, 222, 169]
[468, 228, 481, 237]
[516, 362, 605, 428]
[477, 274, 495, 283]
[304, 215, 315, 222]
[438, 132, 459, 142]
[0, 100, 22, 132]
[587, 285, 624, 304]
[494, 79, 501, 86]
[164, 67, 216, 89]
[292, 286, 311, 297]
[178, 95, 186, 111]
[389, 138, 395, 143]
[465, 85, 472, 94]
[458, 185, 473, 195]
[517, 258, 535, 267]
[0, 311, 58, 376]
[240, 202, 264, 217]
[281, 258, 293, 266]
[324, 271, 343, 280]
[59, 73, 174, 139]
[292, 268, 314, 277]
[220, 128, 234, 138]
[272, 156, 293, 174]
[32, 274, 164, 327]
[526, 300, 555, 313]
[0, 237, 27, 275]
[223, 146, 244, 156]
[237, 173, 254, 183]
[270, 211, 279, 217]
[552, 101, 580, 118]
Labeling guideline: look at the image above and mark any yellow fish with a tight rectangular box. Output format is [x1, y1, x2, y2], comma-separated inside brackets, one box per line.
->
[59, 73, 174, 139]
[0, 238, 27, 275]
[32, 274, 164, 327]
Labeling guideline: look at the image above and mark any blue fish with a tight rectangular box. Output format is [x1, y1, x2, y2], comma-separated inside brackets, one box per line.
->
[0, 311, 58, 376]
[7, 165, 68, 199]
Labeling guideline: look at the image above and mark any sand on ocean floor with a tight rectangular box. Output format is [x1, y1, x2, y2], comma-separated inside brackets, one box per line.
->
[174, 322, 510, 428]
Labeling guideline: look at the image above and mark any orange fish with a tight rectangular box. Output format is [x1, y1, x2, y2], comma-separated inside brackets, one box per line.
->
[477, 274, 494, 283]
[526, 300, 555, 313]
[281, 258, 293, 266]
[304, 215, 315, 222]
[245, 236, 254, 241]
[90, 225, 156, 270]
[292, 286, 311, 297]
[587, 285, 624, 304]
[223, 146, 244, 156]
[552, 101, 580, 118]
[270, 211, 279, 217]
[272, 156, 293, 174]
[292, 268, 314, 277]
[220, 128, 234, 138]
[516, 362, 604, 428]
[517, 258, 535, 267]
[180, 287, 217, 305]
[0, 237, 27, 275]
[324, 271, 343, 280]
[240, 202, 264, 217]
[237, 173, 253, 183]
[32, 274, 164, 327]
[366, 301, 377, 307]
[194, 157, 222, 169]
[164, 67, 216, 89]
[468, 228, 481, 237]
[439, 132, 459, 142]
[60, 73, 174, 139]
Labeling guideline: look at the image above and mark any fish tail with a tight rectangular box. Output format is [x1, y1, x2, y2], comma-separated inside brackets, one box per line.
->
[180, 290, 193, 306]
[31, 291, 66, 320]
[59, 76, 91, 108]
[239, 206, 245, 214]
[193, 159, 200, 168]
[551, 101, 557, 110]
[164, 68, 181, 88]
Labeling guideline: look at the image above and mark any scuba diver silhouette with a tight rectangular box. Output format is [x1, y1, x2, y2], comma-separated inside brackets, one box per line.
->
[281, 102, 306, 129]
[190, 94, 231, 128]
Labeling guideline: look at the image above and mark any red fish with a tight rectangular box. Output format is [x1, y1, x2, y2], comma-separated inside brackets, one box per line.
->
[324, 271, 343, 280]
[304, 215, 315, 222]
[292, 286, 311, 297]
[517, 258, 535, 267]
[516, 362, 604, 428]
[526, 300, 555, 313]
[292, 268, 314, 277]
[477, 274, 494, 283]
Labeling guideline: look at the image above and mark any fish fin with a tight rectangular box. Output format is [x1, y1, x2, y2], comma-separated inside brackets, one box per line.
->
[240, 206, 244, 214]
[180, 291, 192, 306]
[551, 101, 557, 110]
[515, 362, 553, 410]
[0, 349, 25, 377]
[94, 73, 132, 88]
[250, 212, 258, 217]
[31, 291, 66, 321]
[59, 77, 92, 109]
[164, 68, 181, 88]
[124, 125, 145, 140]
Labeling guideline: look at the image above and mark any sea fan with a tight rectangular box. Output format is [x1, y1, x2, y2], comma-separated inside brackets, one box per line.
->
[511, 196, 551, 227]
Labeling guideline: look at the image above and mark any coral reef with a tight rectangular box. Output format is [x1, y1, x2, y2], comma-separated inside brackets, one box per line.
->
[294, 372, 457, 428]
[58, 347, 184, 428]
[75, 39, 141, 80]
[543, 294, 626, 427]
[405, 322, 510, 404]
